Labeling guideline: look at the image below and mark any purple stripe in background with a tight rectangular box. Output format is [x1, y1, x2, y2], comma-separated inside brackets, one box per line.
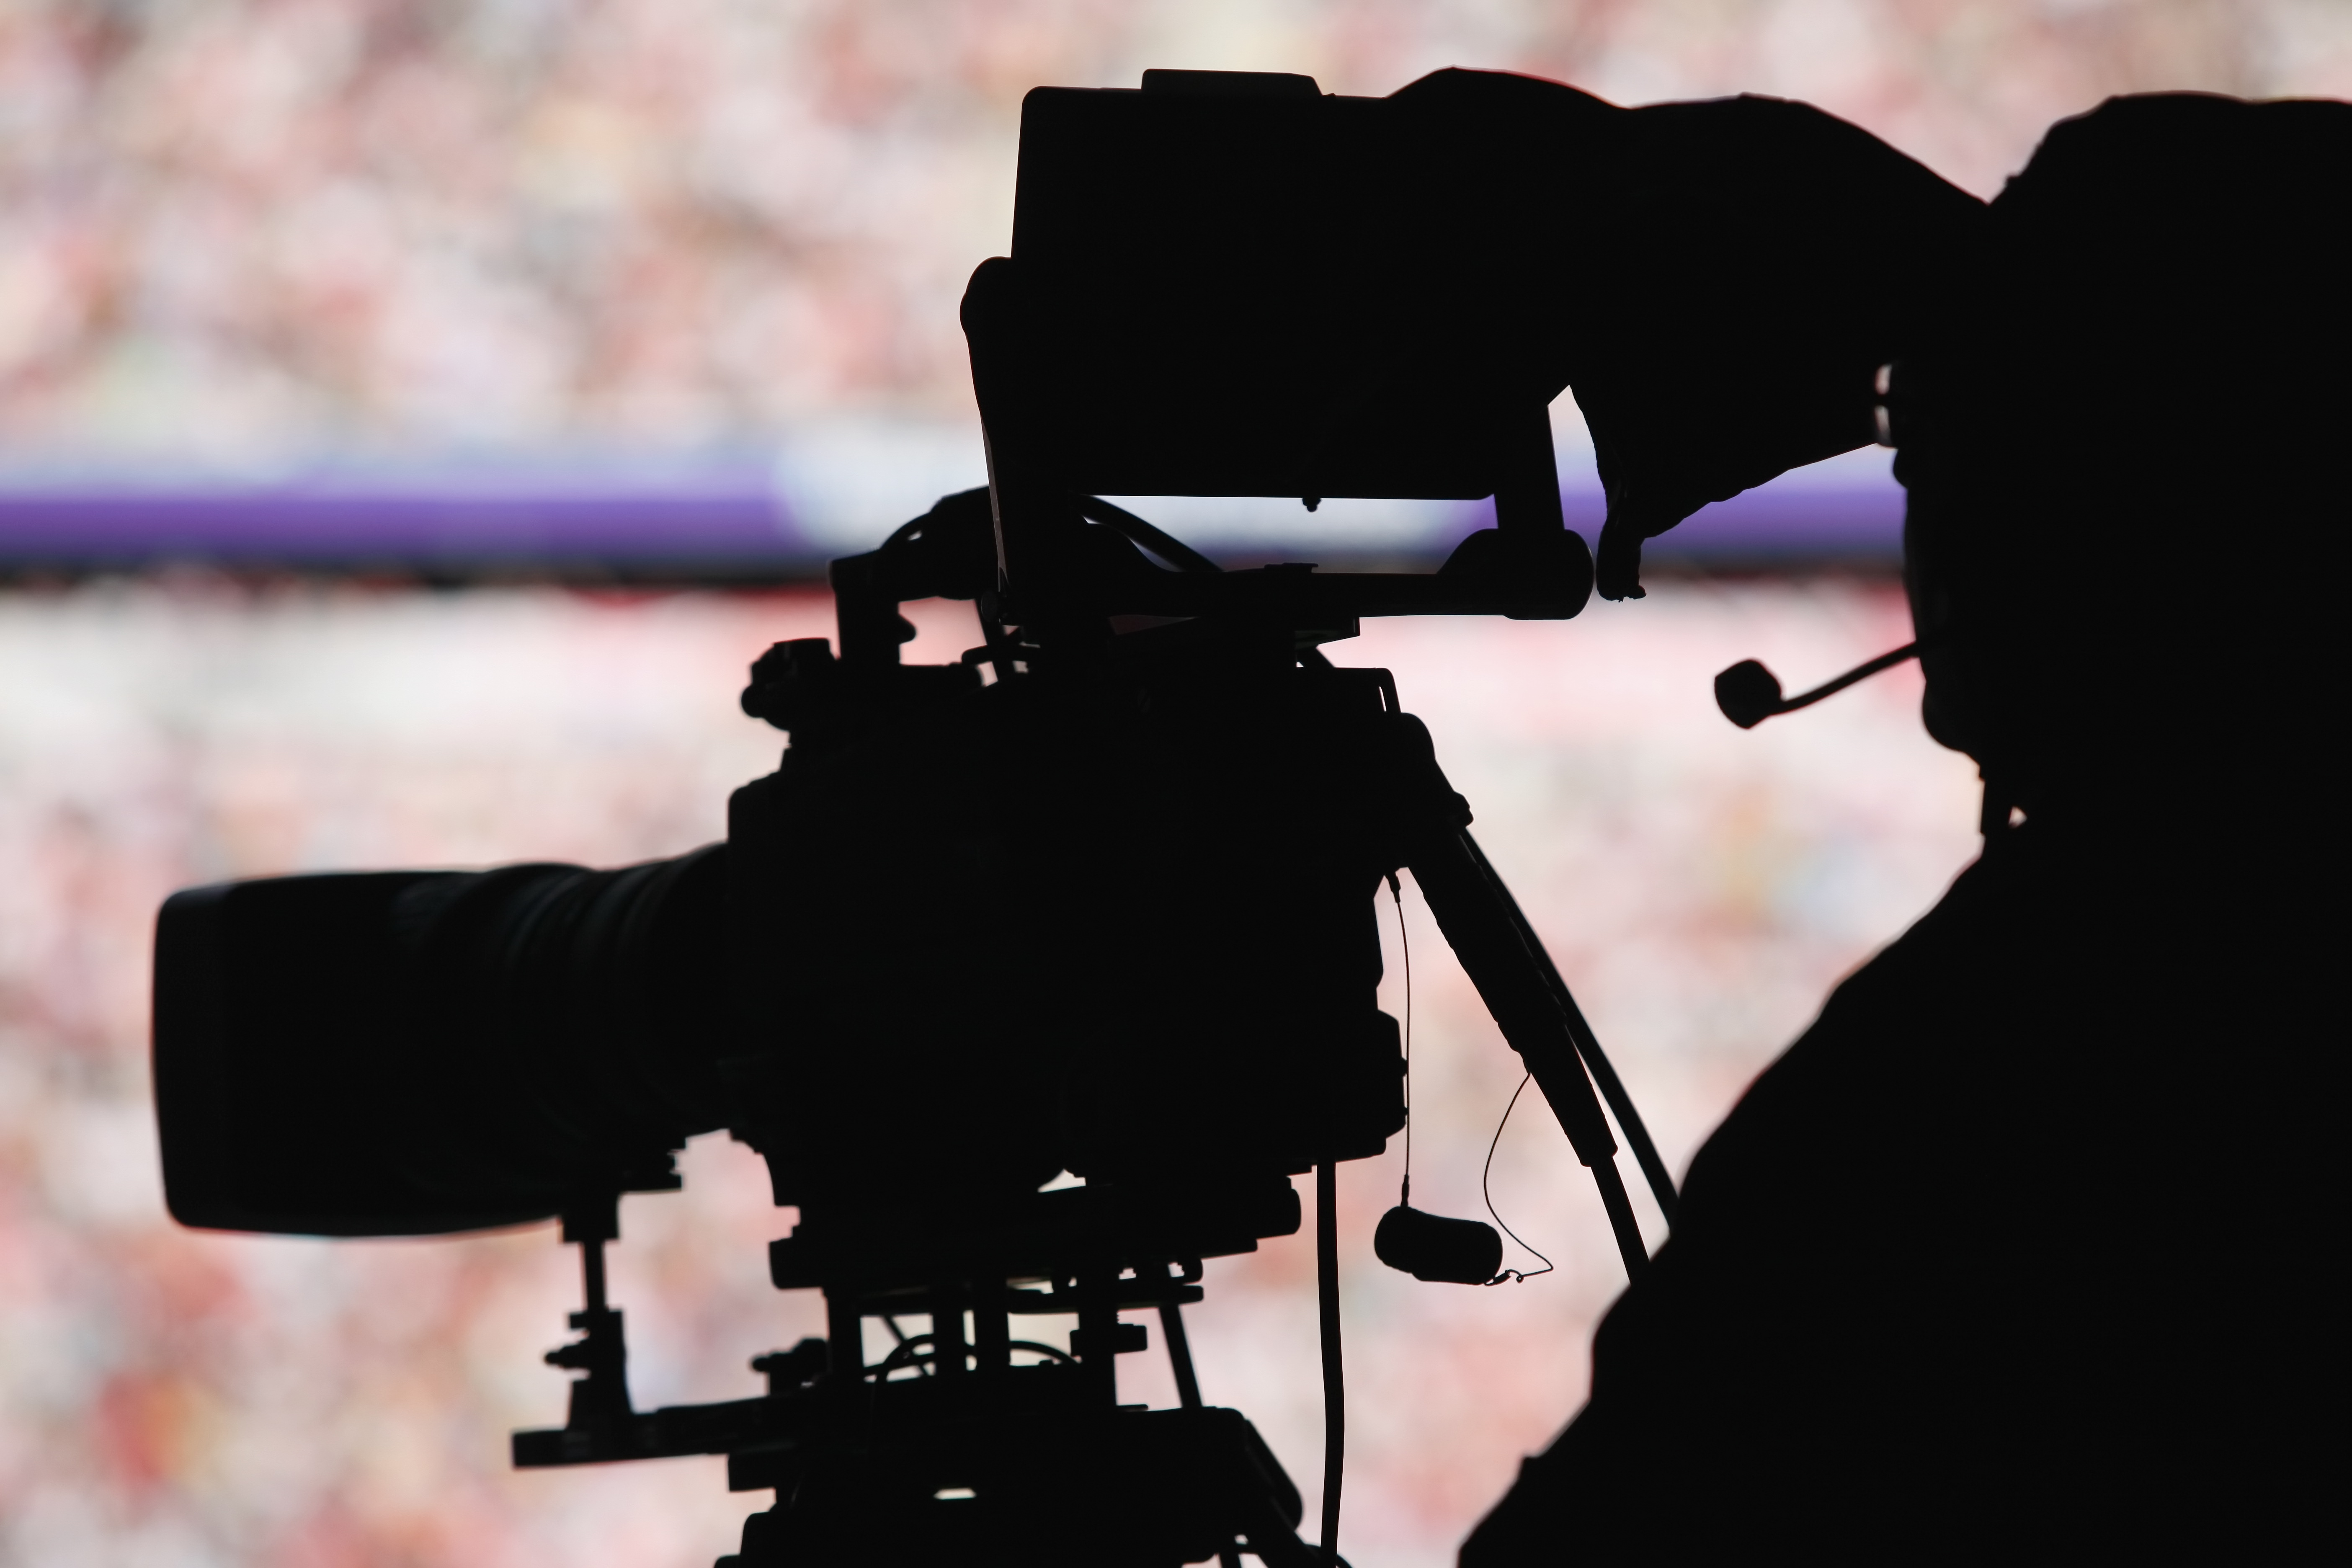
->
[1637, 475, 1905, 564]
[1568, 442, 1906, 565]
[1472, 451, 1904, 567]
[0, 484, 805, 567]
[0, 448, 1907, 574]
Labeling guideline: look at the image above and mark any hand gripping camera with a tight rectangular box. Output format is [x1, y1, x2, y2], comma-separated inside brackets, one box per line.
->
[152, 71, 1679, 1568]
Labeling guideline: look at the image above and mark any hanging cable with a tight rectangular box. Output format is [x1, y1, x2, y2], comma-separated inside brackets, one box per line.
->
[1461, 832, 1679, 1227]
[1316, 1161, 1344, 1568]
[1387, 872, 1412, 1209]
[1480, 1074, 1556, 1284]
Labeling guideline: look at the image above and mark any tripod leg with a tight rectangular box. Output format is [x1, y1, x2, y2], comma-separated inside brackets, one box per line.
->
[1158, 1264, 1242, 1567]
[1158, 1268, 1204, 1411]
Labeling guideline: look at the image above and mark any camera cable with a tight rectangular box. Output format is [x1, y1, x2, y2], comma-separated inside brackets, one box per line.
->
[1078, 495, 1222, 575]
[1389, 872, 1413, 1211]
[1317, 1160, 1346, 1568]
[1382, 872, 1555, 1289]
[1481, 1075, 1557, 1285]
[1461, 833, 1679, 1228]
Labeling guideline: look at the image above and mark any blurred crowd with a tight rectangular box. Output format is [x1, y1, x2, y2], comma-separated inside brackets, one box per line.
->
[0, 578, 1979, 1567]
[1, 3, 2344, 1565]
[1, 0, 2344, 472]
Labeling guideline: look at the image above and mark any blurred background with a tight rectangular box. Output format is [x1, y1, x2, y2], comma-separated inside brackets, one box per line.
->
[1, 3, 2343, 1565]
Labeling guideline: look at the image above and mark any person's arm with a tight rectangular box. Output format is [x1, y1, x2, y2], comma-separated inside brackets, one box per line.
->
[1390, 70, 1986, 599]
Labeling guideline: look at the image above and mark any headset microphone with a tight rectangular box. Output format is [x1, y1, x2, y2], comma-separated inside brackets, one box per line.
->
[1715, 642, 1920, 729]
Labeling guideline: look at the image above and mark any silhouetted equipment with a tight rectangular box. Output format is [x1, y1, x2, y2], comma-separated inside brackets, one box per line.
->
[150, 67, 1684, 1568]
[152, 483, 1656, 1564]
[994, 72, 1586, 613]
[1374, 1205, 1506, 1285]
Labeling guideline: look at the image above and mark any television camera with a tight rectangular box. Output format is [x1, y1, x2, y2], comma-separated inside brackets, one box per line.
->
[152, 70, 1694, 1568]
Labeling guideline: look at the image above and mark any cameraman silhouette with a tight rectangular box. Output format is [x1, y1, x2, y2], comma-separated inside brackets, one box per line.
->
[1437, 79, 2345, 1560]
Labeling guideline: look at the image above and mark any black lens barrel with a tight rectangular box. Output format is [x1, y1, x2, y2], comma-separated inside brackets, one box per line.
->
[154, 845, 737, 1238]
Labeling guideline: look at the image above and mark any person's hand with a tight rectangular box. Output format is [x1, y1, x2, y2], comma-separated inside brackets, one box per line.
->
[1391, 70, 1986, 599]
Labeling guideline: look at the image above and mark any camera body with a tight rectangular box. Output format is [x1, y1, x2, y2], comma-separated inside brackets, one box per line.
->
[731, 644, 1417, 1210]
[154, 590, 1445, 1239]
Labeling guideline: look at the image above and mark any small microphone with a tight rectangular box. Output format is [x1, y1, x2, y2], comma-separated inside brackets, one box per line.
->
[1375, 1204, 1504, 1285]
[1715, 642, 1920, 729]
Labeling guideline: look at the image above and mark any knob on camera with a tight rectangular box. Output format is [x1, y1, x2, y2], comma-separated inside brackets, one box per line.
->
[1375, 1204, 1504, 1285]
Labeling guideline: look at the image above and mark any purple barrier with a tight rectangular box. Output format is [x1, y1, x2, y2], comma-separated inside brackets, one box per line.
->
[0, 453, 1905, 574]
[1459, 453, 1903, 568]
[0, 479, 807, 572]
[1637, 468, 1904, 564]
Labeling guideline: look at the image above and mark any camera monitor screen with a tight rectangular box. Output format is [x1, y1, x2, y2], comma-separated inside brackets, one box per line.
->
[1005, 72, 1562, 506]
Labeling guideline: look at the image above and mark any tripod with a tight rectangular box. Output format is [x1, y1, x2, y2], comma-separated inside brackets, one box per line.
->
[519, 1180, 1329, 1568]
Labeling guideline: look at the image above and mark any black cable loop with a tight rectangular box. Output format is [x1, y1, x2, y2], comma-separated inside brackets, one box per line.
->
[1460, 832, 1679, 1227]
[1078, 495, 1222, 574]
[867, 1333, 1078, 1382]
[1480, 1073, 1556, 1286]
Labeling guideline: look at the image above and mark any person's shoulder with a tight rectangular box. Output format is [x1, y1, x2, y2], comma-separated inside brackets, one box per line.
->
[2000, 91, 2352, 217]
[1673, 845, 2020, 1211]
[1773, 841, 2014, 1064]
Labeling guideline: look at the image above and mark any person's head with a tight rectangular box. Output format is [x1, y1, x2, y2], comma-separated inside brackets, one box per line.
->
[1895, 94, 2348, 817]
